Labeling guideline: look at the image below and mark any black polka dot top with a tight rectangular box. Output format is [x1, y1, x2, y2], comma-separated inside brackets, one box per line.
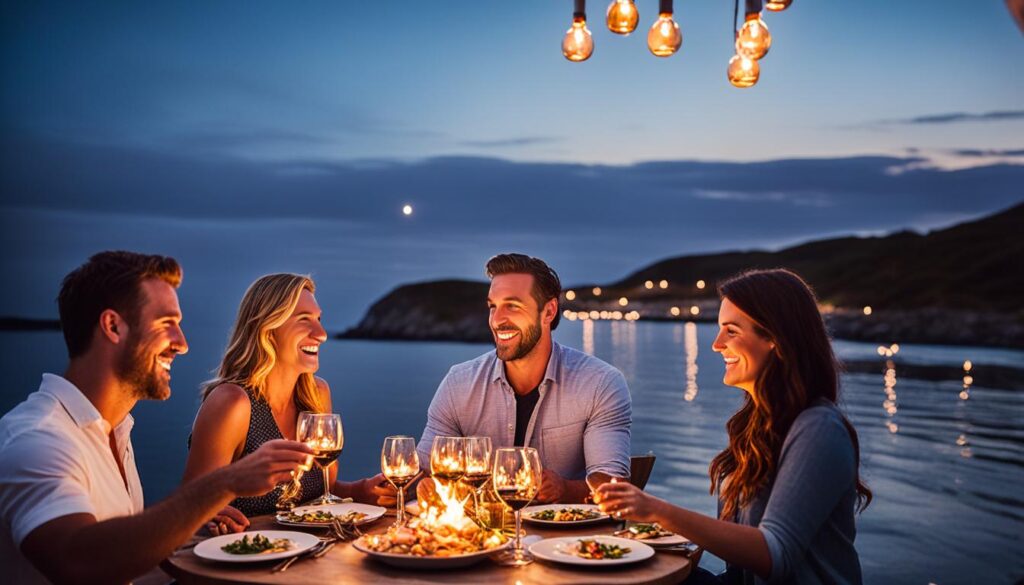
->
[229, 390, 326, 517]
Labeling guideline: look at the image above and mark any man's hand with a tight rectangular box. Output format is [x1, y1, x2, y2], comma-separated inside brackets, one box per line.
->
[535, 469, 569, 504]
[355, 473, 403, 507]
[223, 439, 313, 497]
[205, 505, 249, 536]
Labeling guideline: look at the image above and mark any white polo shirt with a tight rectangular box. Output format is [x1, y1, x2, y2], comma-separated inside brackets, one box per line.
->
[0, 374, 144, 584]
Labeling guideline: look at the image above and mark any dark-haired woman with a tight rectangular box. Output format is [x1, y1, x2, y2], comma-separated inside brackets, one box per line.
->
[597, 269, 871, 584]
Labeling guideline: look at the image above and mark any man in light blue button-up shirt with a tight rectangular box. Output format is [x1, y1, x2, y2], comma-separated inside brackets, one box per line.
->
[417, 254, 632, 504]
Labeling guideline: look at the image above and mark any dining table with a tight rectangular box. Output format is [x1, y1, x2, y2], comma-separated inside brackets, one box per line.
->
[162, 510, 697, 585]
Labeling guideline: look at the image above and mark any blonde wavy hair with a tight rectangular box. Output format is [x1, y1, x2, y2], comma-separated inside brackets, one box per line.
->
[201, 273, 325, 414]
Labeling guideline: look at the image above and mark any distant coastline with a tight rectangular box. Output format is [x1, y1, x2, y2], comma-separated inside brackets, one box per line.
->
[339, 204, 1024, 349]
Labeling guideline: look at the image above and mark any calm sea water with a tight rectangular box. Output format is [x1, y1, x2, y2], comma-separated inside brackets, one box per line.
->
[1, 322, 1021, 584]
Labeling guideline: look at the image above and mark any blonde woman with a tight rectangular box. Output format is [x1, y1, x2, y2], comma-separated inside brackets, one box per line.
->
[184, 274, 389, 534]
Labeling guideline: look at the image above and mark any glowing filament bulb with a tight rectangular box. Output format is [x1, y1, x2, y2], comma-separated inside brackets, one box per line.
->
[727, 53, 760, 88]
[736, 13, 771, 60]
[765, 0, 792, 11]
[606, 0, 639, 35]
[563, 16, 594, 62]
[647, 12, 682, 57]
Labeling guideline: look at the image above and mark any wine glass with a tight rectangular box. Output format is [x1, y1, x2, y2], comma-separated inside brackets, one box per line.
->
[297, 412, 344, 505]
[460, 436, 493, 516]
[585, 471, 616, 504]
[381, 436, 420, 526]
[492, 447, 542, 566]
[430, 436, 466, 484]
[275, 454, 313, 512]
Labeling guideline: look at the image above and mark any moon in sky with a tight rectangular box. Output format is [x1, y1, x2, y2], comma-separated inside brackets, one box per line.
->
[402, 204, 413, 216]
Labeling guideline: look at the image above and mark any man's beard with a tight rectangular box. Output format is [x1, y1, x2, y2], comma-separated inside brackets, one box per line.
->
[116, 332, 170, 401]
[494, 318, 542, 362]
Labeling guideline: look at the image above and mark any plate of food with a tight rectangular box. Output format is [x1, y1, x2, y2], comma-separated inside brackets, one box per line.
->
[353, 517, 511, 569]
[275, 502, 386, 527]
[614, 522, 691, 548]
[529, 535, 655, 566]
[522, 504, 609, 526]
[193, 530, 320, 563]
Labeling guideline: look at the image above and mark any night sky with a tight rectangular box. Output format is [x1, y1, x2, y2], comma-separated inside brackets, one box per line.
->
[2, 0, 1022, 329]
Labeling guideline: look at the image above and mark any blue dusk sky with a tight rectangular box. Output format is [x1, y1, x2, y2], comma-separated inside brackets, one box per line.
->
[1, 0, 1022, 329]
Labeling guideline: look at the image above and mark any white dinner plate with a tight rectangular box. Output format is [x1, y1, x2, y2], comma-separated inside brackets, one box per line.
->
[521, 503, 610, 526]
[614, 524, 691, 548]
[529, 535, 655, 566]
[275, 502, 387, 527]
[193, 530, 320, 563]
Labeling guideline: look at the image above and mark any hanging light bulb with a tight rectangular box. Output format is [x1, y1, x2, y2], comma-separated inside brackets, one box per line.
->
[765, 0, 792, 11]
[647, 0, 682, 57]
[736, 12, 771, 59]
[606, 0, 639, 35]
[727, 53, 759, 87]
[563, 0, 594, 62]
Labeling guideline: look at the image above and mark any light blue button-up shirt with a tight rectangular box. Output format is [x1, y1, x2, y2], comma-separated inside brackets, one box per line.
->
[417, 342, 632, 480]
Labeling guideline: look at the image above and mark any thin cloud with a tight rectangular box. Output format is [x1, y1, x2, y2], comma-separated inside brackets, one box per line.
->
[881, 110, 1024, 126]
[950, 148, 1024, 157]
[458, 136, 563, 148]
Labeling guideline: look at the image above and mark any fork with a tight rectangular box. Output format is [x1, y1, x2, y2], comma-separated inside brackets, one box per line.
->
[271, 539, 332, 573]
[331, 518, 363, 542]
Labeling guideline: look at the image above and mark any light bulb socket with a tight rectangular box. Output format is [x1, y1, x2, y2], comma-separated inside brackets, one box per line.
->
[658, 0, 673, 15]
[574, 0, 586, 19]
[744, 0, 763, 13]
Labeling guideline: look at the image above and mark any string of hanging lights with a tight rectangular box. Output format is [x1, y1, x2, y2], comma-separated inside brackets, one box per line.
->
[562, 0, 791, 88]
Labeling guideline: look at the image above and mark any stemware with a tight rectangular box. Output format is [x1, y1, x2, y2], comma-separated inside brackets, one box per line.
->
[297, 412, 344, 505]
[460, 436, 493, 516]
[381, 435, 420, 526]
[429, 436, 466, 484]
[492, 447, 542, 566]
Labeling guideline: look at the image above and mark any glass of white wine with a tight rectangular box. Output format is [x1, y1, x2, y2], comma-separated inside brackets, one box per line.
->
[381, 435, 420, 526]
[298, 412, 344, 506]
[492, 447, 542, 566]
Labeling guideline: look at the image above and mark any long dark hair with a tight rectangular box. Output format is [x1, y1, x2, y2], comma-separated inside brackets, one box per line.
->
[708, 269, 871, 520]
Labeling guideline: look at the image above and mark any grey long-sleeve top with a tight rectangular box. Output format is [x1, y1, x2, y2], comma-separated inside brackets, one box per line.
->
[725, 400, 863, 585]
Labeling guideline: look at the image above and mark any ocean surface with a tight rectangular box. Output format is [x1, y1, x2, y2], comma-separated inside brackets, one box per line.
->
[1, 321, 1022, 584]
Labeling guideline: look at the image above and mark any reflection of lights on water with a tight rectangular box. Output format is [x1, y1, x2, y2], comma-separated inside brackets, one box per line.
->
[696, 280, 706, 290]
[565, 290, 576, 300]
[684, 322, 699, 402]
[582, 318, 594, 356]
[876, 344, 897, 358]
[960, 359, 973, 400]
[956, 434, 968, 446]
[592, 287, 602, 296]
[659, 280, 668, 289]
[883, 358, 898, 433]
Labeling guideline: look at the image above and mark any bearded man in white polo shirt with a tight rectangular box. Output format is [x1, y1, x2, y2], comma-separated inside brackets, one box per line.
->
[0, 251, 313, 584]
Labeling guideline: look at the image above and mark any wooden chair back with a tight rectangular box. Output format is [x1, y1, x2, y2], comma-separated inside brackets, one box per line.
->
[629, 453, 656, 490]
